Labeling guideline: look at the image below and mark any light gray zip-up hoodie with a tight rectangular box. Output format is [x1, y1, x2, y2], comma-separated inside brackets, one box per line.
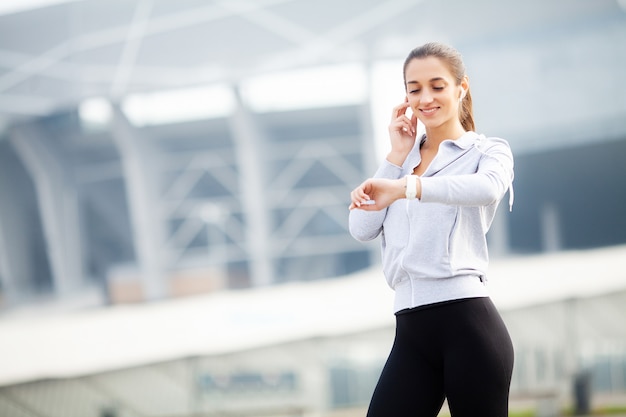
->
[349, 131, 514, 312]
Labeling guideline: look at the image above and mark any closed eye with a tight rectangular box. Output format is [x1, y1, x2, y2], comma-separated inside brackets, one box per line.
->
[408, 86, 445, 94]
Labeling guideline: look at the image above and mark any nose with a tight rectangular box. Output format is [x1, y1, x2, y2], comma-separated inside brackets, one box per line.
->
[420, 89, 434, 104]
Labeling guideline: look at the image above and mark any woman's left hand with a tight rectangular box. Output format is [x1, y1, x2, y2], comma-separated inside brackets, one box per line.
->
[349, 178, 404, 211]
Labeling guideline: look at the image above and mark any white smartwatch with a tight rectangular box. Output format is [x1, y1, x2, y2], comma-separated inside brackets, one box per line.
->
[405, 174, 417, 200]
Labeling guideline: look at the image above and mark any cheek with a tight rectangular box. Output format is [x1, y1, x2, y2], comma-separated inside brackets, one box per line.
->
[406, 96, 420, 111]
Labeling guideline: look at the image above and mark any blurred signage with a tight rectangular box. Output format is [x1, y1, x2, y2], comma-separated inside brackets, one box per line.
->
[198, 371, 298, 395]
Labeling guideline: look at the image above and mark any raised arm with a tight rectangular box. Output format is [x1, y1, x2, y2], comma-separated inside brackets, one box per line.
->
[349, 138, 514, 214]
[420, 138, 514, 207]
[348, 100, 419, 242]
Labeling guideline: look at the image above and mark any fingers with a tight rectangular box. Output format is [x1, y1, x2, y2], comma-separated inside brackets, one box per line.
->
[390, 102, 416, 136]
[392, 101, 410, 120]
[410, 113, 418, 135]
[350, 192, 370, 208]
[349, 182, 371, 209]
[350, 201, 371, 210]
[349, 198, 376, 210]
[389, 116, 415, 137]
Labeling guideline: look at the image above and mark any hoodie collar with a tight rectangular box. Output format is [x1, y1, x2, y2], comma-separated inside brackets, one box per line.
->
[446, 130, 481, 149]
[405, 131, 481, 174]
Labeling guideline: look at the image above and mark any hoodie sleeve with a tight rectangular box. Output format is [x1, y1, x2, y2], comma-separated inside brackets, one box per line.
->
[348, 159, 404, 242]
[419, 137, 514, 209]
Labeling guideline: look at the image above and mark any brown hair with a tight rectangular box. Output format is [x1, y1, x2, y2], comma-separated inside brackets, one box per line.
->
[403, 42, 475, 132]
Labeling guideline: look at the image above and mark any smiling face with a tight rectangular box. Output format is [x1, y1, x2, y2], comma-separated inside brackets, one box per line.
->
[404, 56, 468, 133]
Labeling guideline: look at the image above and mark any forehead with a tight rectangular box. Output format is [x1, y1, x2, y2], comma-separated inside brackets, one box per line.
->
[405, 56, 454, 84]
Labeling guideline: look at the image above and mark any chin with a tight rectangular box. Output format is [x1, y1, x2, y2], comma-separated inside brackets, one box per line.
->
[421, 120, 442, 130]
[422, 117, 452, 131]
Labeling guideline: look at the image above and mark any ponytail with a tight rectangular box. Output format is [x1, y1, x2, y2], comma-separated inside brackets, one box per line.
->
[460, 88, 475, 132]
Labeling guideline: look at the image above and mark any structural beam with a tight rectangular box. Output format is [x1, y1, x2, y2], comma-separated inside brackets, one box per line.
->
[9, 125, 84, 295]
[360, 59, 382, 265]
[110, 105, 167, 300]
[0, 208, 14, 304]
[229, 86, 274, 287]
[488, 204, 511, 258]
[541, 202, 562, 253]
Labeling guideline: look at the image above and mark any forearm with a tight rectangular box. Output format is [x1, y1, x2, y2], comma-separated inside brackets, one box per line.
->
[373, 158, 404, 179]
[419, 171, 512, 206]
[386, 150, 410, 167]
[419, 141, 514, 207]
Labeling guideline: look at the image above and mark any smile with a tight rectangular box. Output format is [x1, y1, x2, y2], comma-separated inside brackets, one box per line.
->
[420, 107, 439, 115]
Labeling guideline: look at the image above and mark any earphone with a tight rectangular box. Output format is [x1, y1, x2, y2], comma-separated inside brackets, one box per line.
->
[460, 88, 467, 101]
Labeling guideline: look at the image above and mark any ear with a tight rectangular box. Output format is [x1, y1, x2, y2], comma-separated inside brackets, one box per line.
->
[459, 76, 470, 99]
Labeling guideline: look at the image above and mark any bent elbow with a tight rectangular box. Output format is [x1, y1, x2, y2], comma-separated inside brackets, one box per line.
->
[484, 187, 501, 206]
[349, 225, 380, 242]
[348, 209, 384, 241]
[348, 216, 381, 241]
[483, 173, 512, 205]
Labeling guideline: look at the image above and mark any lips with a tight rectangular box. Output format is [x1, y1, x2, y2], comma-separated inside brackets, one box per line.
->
[420, 107, 439, 115]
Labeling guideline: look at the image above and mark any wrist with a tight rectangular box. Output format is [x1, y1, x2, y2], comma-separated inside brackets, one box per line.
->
[386, 150, 408, 167]
[394, 178, 406, 201]
[404, 175, 417, 200]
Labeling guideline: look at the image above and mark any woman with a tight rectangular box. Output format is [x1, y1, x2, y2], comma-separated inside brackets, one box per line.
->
[348, 42, 515, 416]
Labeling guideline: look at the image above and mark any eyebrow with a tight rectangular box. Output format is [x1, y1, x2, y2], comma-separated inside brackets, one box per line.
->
[406, 77, 447, 85]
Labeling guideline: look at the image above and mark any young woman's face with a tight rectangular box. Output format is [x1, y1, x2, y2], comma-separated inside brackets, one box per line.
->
[404, 56, 467, 130]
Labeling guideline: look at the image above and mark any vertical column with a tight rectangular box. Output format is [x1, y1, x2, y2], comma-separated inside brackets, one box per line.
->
[0, 145, 16, 303]
[9, 125, 84, 295]
[361, 58, 381, 177]
[564, 296, 582, 409]
[110, 106, 167, 300]
[299, 343, 330, 413]
[229, 86, 273, 287]
[0, 214, 14, 303]
[360, 59, 382, 265]
[488, 204, 511, 257]
[541, 201, 562, 252]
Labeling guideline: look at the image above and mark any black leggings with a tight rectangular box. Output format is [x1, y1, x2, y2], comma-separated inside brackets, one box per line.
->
[366, 297, 514, 417]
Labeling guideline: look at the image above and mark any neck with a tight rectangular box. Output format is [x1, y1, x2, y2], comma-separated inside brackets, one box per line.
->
[423, 121, 467, 148]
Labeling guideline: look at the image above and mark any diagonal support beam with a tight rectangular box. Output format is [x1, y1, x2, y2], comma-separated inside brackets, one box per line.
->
[259, 0, 424, 71]
[0, 0, 298, 94]
[110, 0, 153, 98]
[217, 0, 316, 44]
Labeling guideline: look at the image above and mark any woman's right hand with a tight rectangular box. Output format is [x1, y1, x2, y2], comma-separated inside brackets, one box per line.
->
[387, 99, 418, 166]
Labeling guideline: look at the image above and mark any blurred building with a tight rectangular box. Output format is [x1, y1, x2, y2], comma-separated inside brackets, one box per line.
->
[0, 0, 625, 416]
[0, 0, 625, 307]
[0, 247, 625, 416]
